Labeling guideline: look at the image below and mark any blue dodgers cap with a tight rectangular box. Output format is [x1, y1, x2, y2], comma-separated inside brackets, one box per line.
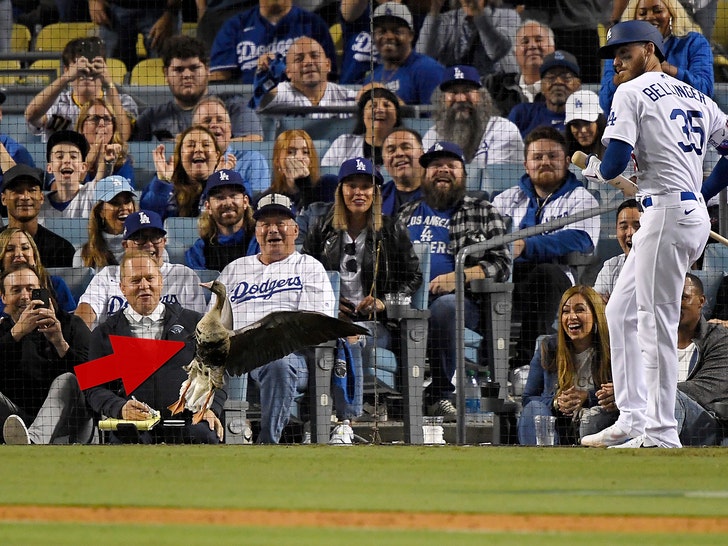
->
[95, 175, 136, 203]
[337, 157, 384, 185]
[539, 50, 581, 78]
[419, 141, 466, 168]
[122, 210, 166, 240]
[440, 65, 482, 92]
[254, 193, 296, 220]
[599, 20, 665, 62]
[202, 169, 248, 200]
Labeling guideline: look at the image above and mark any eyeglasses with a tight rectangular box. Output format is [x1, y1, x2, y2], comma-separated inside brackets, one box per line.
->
[344, 242, 357, 273]
[542, 72, 577, 84]
[85, 114, 114, 126]
[128, 235, 165, 246]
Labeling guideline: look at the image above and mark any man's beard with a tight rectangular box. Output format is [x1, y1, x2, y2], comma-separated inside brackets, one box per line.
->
[436, 103, 488, 163]
[422, 177, 466, 210]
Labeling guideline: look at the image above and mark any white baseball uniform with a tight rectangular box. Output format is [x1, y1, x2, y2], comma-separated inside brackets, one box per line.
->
[78, 262, 207, 330]
[604, 71, 728, 447]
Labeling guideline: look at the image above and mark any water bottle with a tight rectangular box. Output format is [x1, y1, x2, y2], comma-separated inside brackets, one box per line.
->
[478, 371, 495, 426]
[464, 370, 481, 424]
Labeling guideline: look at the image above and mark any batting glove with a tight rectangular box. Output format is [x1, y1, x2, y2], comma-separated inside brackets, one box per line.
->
[582, 154, 607, 185]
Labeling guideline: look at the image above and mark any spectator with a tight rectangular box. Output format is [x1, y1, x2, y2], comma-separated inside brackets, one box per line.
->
[76, 99, 134, 185]
[133, 35, 262, 142]
[75, 210, 206, 330]
[423, 65, 524, 167]
[322, 87, 403, 168]
[0, 165, 76, 268]
[364, 2, 444, 105]
[85, 250, 225, 444]
[564, 90, 606, 159]
[89, 0, 180, 71]
[259, 37, 356, 118]
[520, 0, 603, 84]
[338, 0, 386, 85]
[209, 0, 337, 85]
[508, 50, 582, 138]
[38, 130, 94, 221]
[302, 158, 423, 401]
[0, 228, 76, 314]
[25, 36, 137, 142]
[600, 0, 714, 113]
[186, 169, 258, 271]
[518, 285, 617, 445]
[197, 0, 257, 51]
[214, 193, 336, 443]
[0, 89, 36, 190]
[484, 20, 556, 117]
[397, 141, 510, 418]
[380, 128, 424, 216]
[0, 263, 92, 445]
[416, 0, 519, 80]
[492, 126, 599, 369]
[593, 199, 642, 303]
[263, 129, 338, 212]
[191, 96, 270, 199]
[73, 175, 138, 271]
[141, 125, 234, 219]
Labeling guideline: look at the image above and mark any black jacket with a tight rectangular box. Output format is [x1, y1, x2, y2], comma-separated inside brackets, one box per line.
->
[302, 206, 422, 301]
[86, 302, 227, 420]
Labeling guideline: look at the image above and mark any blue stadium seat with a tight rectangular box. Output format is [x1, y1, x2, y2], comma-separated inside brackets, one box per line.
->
[41, 216, 89, 249]
[481, 162, 522, 196]
[163, 216, 199, 265]
[46, 267, 95, 302]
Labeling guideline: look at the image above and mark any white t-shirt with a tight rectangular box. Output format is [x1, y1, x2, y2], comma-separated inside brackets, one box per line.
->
[422, 116, 524, 168]
[78, 261, 206, 329]
[267, 81, 356, 119]
[593, 253, 626, 299]
[38, 182, 97, 221]
[321, 134, 364, 167]
[604, 71, 728, 195]
[215, 251, 336, 329]
[677, 342, 698, 382]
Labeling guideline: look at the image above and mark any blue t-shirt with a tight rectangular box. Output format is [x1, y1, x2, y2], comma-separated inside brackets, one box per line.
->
[0, 134, 35, 188]
[339, 6, 377, 85]
[210, 6, 337, 84]
[508, 101, 565, 139]
[403, 201, 453, 280]
[364, 51, 444, 105]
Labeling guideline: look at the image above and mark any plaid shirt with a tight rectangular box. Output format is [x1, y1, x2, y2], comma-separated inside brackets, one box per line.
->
[397, 195, 511, 282]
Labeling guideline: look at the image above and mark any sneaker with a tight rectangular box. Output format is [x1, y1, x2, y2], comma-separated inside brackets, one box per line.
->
[3, 415, 30, 445]
[580, 423, 632, 447]
[426, 399, 457, 422]
[607, 435, 657, 449]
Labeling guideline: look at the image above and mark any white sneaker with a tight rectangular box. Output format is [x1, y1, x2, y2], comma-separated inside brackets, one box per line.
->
[608, 435, 658, 449]
[580, 423, 632, 447]
[3, 415, 30, 445]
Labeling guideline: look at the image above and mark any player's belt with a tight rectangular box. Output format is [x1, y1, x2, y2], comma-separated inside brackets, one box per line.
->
[640, 192, 697, 208]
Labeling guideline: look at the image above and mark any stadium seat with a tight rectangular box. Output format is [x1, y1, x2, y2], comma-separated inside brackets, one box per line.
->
[481, 162, 522, 196]
[129, 58, 166, 86]
[181, 22, 197, 38]
[40, 216, 89, 249]
[163, 216, 199, 265]
[11, 23, 31, 53]
[0, 60, 20, 85]
[46, 267, 95, 302]
[33, 22, 96, 52]
[28, 58, 63, 85]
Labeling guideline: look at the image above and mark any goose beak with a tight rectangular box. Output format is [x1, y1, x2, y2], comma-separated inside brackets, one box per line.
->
[200, 281, 213, 290]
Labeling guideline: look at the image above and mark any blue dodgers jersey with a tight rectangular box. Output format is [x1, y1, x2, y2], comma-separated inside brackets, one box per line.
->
[339, 7, 377, 84]
[404, 202, 454, 280]
[365, 51, 444, 105]
[210, 7, 337, 84]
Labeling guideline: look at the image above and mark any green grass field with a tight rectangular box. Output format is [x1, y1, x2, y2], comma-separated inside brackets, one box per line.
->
[1, 445, 728, 544]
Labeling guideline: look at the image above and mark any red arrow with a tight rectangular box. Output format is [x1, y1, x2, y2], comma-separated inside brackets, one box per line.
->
[74, 335, 185, 392]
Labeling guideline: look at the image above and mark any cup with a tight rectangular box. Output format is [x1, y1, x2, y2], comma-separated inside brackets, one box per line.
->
[533, 415, 556, 446]
[384, 293, 411, 306]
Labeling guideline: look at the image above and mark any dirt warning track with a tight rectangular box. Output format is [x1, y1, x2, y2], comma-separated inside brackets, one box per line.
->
[1, 505, 727, 534]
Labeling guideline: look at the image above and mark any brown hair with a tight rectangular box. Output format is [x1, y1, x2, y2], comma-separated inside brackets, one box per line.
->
[171, 125, 223, 217]
[79, 195, 138, 269]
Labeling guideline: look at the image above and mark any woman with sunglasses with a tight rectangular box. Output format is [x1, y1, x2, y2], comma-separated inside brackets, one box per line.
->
[303, 158, 422, 415]
[76, 98, 134, 185]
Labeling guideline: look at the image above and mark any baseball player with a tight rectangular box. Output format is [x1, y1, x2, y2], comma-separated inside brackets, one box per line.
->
[580, 20, 728, 448]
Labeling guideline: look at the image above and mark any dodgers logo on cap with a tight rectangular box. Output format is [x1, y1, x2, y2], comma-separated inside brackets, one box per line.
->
[138, 211, 151, 225]
[356, 159, 366, 171]
[218, 171, 229, 181]
[454, 67, 464, 79]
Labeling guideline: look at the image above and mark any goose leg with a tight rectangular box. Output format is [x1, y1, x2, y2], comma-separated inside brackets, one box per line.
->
[192, 389, 216, 424]
[168, 379, 192, 415]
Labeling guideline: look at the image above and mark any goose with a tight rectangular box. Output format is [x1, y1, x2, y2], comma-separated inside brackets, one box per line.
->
[169, 280, 368, 424]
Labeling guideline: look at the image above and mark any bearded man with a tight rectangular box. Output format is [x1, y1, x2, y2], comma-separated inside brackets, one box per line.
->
[396, 141, 510, 419]
[422, 65, 523, 168]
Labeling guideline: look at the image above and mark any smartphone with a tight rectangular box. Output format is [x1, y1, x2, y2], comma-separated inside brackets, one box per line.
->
[31, 288, 50, 309]
[77, 39, 102, 61]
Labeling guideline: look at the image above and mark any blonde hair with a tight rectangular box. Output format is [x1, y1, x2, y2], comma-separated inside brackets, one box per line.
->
[271, 130, 321, 192]
[622, 0, 702, 36]
[76, 98, 128, 171]
[331, 180, 383, 232]
[0, 228, 51, 287]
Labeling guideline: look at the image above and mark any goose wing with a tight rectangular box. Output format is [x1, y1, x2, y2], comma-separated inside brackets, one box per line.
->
[225, 311, 369, 376]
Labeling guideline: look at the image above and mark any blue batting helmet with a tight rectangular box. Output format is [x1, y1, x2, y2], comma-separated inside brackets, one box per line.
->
[599, 20, 665, 62]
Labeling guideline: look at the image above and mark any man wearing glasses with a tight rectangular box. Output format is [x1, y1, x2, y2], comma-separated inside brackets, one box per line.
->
[508, 50, 582, 138]
[214, 193, 336, 443]
[0, 164, 76, 268]
[75, 210, 206, 330]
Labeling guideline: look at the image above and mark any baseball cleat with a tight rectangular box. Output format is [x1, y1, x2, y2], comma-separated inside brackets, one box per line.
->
[580, 423, 632, 447]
